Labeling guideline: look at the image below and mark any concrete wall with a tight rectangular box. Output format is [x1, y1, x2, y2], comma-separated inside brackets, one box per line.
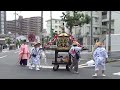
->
[112, 11, 120, 34]
[106, 34, 120, 52]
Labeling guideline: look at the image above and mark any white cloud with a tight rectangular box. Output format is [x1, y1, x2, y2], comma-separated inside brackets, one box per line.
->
[6, 11, 65, 29]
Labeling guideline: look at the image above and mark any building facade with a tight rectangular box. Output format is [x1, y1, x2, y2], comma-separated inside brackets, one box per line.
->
[46, 19, 63, 36]
[6, 16, 42, 36]
[101, 11, 120, 34]
[65, 11, 120, 50]
[66, 11, 102, 46]
[0, 11, 6, 34]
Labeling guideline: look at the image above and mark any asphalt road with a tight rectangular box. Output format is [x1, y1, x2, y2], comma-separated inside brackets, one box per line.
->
[0, 49, 120, 79]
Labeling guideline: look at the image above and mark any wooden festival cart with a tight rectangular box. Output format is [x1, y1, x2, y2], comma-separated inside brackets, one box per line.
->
[52, 33, 72, 71]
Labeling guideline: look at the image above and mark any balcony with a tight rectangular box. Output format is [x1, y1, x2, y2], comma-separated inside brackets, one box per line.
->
[102, 25, 108, 29]
[93, 32, 101, 35]
[102, 15, 107, 19]
[102, 25, 114, 30]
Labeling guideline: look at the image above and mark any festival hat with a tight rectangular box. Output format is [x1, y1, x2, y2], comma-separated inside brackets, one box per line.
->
[95, 42, 103, 47]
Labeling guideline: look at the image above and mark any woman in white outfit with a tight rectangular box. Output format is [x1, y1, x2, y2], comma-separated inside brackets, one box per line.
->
[29, 42, 42, 71]
[92, 42, 108, 77]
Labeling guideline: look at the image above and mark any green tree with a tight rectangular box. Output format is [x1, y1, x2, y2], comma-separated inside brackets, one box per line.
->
[16, 40, 20, 48]
[6, 38, 12, 49]
[61, 11, 91, 35]
[6, 38, 11, 45]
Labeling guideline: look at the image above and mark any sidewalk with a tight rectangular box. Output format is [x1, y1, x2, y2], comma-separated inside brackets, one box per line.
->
[1, 48, 19, 53]
[1, 48, 9, 53]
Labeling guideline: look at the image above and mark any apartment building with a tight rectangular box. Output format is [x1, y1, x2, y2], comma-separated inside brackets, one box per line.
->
[0, 11, 6, 34]
[6, 16, 42, 36]
[46, 19, 63, 36]
[101, 11, 120, 34]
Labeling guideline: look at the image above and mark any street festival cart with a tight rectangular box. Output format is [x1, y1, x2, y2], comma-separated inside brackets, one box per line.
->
[44, 32, 82, 71]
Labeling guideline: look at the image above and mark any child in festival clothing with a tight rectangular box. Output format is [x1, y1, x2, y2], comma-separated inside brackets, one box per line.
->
[29, 42, 43, 71]
[92, 42, 108, 77]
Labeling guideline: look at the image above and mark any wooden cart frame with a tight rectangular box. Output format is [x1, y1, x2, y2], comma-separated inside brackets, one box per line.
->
[52, 49, 71, 71]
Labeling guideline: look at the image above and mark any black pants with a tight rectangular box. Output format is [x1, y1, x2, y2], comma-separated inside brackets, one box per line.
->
[20, 59, 27, 66]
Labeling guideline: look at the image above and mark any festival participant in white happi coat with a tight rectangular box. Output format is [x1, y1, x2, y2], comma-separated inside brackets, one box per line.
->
[92, 42, 108, 77]
[29, 42, 43, 71]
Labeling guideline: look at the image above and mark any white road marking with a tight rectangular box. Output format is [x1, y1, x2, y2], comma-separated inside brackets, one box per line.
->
[2, 51, 9, 53]
[27, 64, 94, 69]
[113, 72, 120, 76]
[78, 65, 95, 68]
[0, 55, 7, 59]
[14, 51, 19, 53]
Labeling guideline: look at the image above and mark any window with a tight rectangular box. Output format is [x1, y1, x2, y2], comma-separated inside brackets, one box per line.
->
[55, 20, 57, 23]
[95, 17, 98, 22]
[55, 26, 57, 29]
[102, 22, 107, 26]
[95, 27, 97, 30]
[59, 26, 61, 29]
[102, 11, 107, 15]
[102, 11, 107, 19]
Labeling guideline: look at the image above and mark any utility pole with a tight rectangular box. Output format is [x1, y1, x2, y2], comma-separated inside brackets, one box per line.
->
[90, 11, 93, 52]
[15, 11, 17, 48]
[40, 11, 43, 47]
[50, 11, 53, 38]
[108, 11, 111, 58]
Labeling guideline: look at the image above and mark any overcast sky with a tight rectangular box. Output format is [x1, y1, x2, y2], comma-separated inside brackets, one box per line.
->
[6, 11, 65, 29]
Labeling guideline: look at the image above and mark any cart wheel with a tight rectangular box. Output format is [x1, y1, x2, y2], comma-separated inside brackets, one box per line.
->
[53, 65, 59, 71]
[66, 64, 70, 71]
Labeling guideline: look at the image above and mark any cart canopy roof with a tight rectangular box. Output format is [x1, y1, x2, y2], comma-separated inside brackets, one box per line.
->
[58, 33, 69, 37]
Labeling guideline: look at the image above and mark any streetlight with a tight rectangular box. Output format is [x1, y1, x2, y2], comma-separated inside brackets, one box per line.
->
[108, 11, 111, 58]
[15, 11, 17, 48]
[40, 11, 43, 47]
[90, 11, 93, 52]
[50, 11, 53, 38]
[14, 11, 20, 48]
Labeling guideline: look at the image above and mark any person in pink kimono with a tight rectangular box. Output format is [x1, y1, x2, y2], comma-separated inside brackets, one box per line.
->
[18, 40, 30, 66]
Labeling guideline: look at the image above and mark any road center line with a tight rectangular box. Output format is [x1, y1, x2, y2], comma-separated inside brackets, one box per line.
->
[0, 55, 7, 59]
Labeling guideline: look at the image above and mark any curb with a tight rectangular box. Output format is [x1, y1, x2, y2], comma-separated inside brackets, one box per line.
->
[106, 60, 120, 63]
